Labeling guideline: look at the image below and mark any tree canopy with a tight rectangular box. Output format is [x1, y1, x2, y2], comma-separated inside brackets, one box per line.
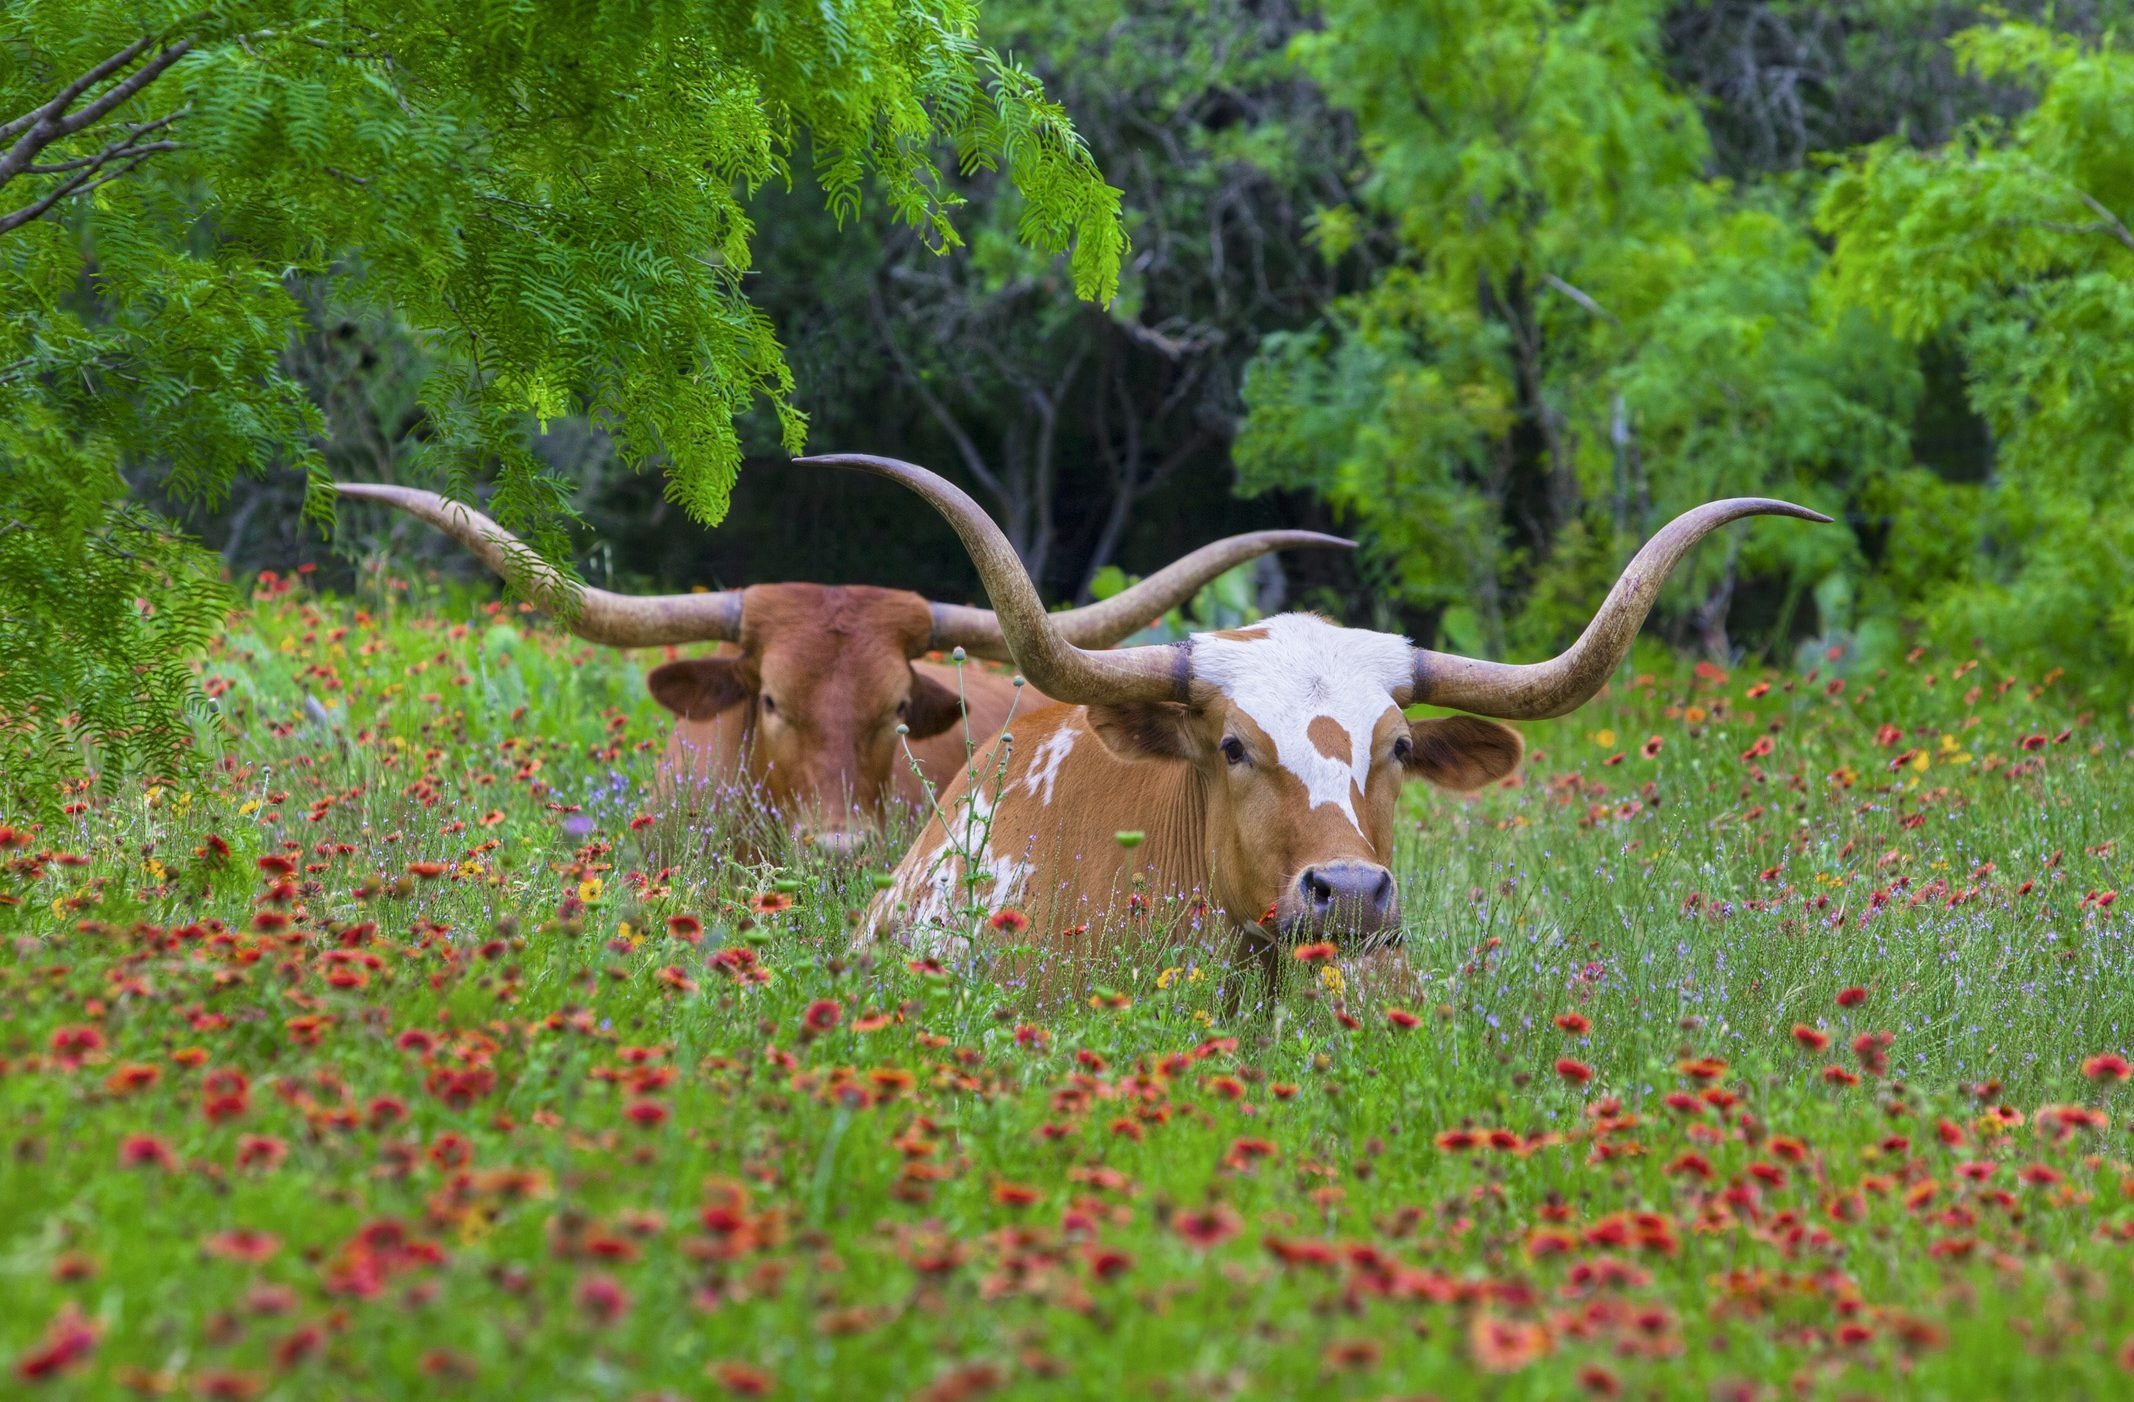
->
[0, 0, 1124, 811]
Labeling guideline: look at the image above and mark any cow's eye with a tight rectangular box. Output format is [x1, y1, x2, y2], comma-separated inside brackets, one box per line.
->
[1220, 736, 1247, 766]
[896, 699, 910, 718]
[760, 694, 777, 715]
[1392, 735, 1412, 763]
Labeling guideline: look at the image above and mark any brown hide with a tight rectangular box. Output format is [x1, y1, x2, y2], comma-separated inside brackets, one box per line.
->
[649, 584, 1048, 850]
[867, 613, 1523, 974]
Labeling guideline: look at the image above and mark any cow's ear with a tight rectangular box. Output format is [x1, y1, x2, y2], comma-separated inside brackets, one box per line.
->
[900, 668, 967, 741]
[1086, 702, 1199, 763]
[647, 659, 753, 720]
[1402, 716, 1523, 791]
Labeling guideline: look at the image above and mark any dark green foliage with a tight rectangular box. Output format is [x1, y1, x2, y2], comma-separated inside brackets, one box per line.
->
[1237, 0, 1915, 658]
[0, 0, 1126, 815]
[0, 446, 230, 798]
[1238, 2, 2134, 692]
[1819, 22, 2134, 683]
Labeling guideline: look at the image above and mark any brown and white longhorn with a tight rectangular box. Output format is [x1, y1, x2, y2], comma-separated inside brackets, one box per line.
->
[336, 481, 1350, 854]
[794, 453, 1828, 984]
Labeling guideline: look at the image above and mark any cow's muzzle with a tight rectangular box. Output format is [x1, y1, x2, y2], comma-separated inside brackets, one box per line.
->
[805, 829, 869, 861]
[1281, 860, 1400, 942]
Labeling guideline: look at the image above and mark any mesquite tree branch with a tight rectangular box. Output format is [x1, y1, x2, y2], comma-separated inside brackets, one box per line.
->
[0, 33, 195, 235]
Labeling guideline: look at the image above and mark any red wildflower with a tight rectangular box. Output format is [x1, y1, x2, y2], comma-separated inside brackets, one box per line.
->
[118, 1135, 176, 1172]
[1578, 1364, 1622, 1397]
[1836, 986, 1868, 1007]
[709, 1361, 774, 1396]
[1292, 942, 1336, 963]
[992, 1182, 1041, 1208]
[747, 891, 793, 915]
[1469, 1314, 1552, 1373]
[103, 1063, 161, 1096]
[629, 814, 655, 830]
[710, 946, 773, 985]
[1553, 1011, 1590, 1035]
[1554, 1058, 1593, 1085]
[1791, 1023, 1830, 1051]
[666, 914, 704, 943]
[284, 1014, 331, 1046]
[2084, 1053, 2132, 1083]
[1852, 1029, 1893, 1076]
[625, 1099, 669, 1128]
[576, 1274, 631, 1327]
[274, 1323, 325, 1368]
[1265, 1236, 1341, 1269]
[48, 1024, 103, 1063]
[801, 999, 843, 1034]
[13, 1303, 97, 1382]
[1172, 1205, 1243, 1249]
[987, 907, 1030, 934]
[203, 1229, 281, 1263]
[1640, 736, 1663, 759]
[235, 1135, 286, 1172]
[1322, 1338, 1383, 1373]
[202, 1068, 251, 1123]
[1084, 1247, 1134, 1281]
[1385, 1007, 1421, 1031]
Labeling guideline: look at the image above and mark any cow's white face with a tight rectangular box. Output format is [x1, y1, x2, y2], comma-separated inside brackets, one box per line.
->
[1087, 613, 1524, 941]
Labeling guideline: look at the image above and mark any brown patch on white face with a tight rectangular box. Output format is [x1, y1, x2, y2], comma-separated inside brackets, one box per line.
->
[1210, 626, 1270, 641]
[1306, 714, 1350, 762]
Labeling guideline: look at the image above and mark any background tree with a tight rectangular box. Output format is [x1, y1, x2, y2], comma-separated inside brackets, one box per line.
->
[1235, 0, 1914, 658]
[561, 0, 1371, 610]
[1819, 19, 2134, 684]
[0, 0, 1125, 814]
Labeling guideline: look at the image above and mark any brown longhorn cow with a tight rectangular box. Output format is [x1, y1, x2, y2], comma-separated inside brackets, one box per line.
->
[336, 482, 1350, 854]
[795, 454, 1827, 985]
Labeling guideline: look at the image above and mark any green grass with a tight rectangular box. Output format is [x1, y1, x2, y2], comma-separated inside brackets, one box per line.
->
[4, 572, 2132, 1399]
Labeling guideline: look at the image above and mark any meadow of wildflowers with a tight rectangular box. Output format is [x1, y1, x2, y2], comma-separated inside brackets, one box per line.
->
[4, 568, 2132, 1399]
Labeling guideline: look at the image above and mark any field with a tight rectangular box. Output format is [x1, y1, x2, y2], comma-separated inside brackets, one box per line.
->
[4, 569, 2132, 1400]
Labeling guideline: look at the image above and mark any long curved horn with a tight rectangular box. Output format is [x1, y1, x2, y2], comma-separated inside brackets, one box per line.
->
[925, 529, 1353, 658]
[1408, 498, 1832, 718]
[795, 454, 1192, 704]
[335, 483, 743, 647]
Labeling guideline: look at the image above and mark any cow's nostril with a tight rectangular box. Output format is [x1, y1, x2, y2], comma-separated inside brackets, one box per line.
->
[1372, 870, 1394, 909]
[1301, 868, 1332, 908]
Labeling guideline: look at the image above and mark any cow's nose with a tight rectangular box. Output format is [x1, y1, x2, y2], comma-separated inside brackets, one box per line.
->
[1298, 861, 1396, 930]
[808, 830, 867, 861]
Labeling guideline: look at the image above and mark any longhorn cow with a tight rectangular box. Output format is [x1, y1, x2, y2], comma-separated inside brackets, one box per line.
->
[795, 455, 1828, 981]
[336, 482, 1349, 854]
